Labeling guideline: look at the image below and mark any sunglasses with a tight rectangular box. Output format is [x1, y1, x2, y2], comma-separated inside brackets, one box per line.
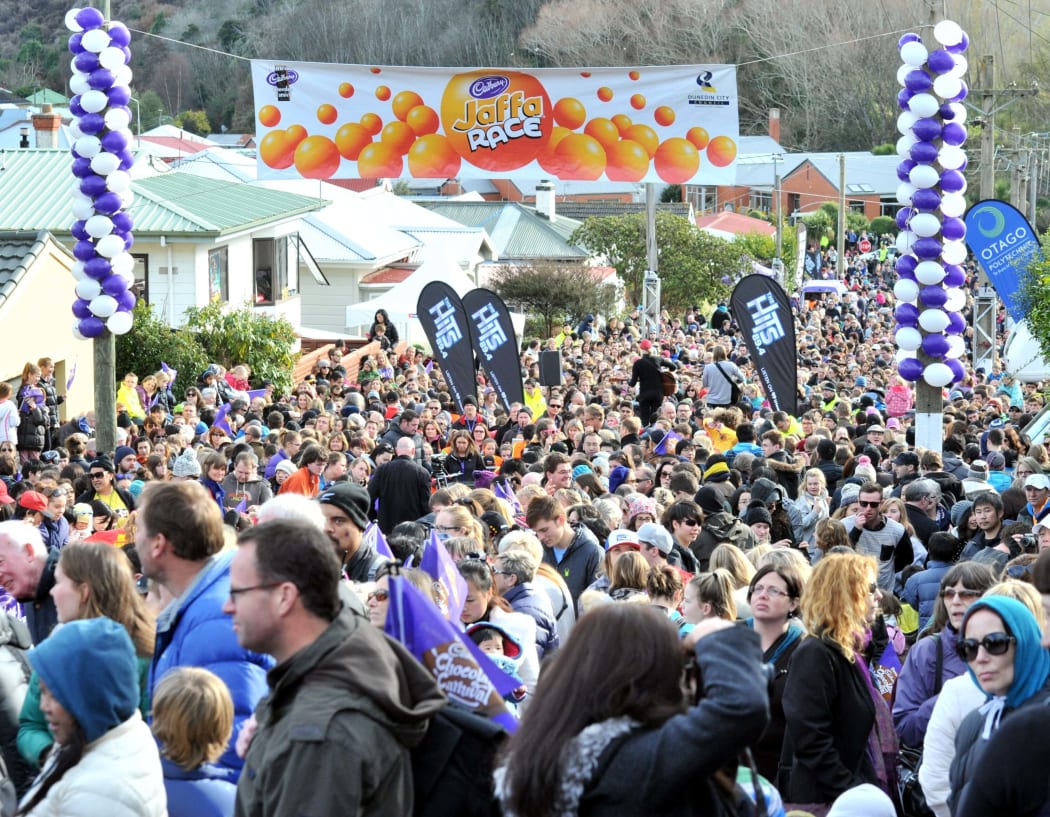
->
[941, 588, 982, 601]
[89, 472, 107, 479]
[858, 500, 881, 508]
[955, 633, 1015, 662]
[681, 518, 700, 526]
[367, 589, 389, 603]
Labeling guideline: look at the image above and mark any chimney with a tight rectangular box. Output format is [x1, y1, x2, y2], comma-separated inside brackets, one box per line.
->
[535, 180, 556, 221]
[32, 104, 62, 149]
[768, 108, 781, 145]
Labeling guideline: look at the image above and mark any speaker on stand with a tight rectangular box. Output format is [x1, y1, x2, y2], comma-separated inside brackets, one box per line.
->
[538, 350, 563, 387]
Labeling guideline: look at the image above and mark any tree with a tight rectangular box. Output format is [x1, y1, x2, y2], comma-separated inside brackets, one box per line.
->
[490, 262, 614, 338]
[174, 109, 211, 135]
[870, 216, 895, 236]
[183, 302, 298, 393]
[1018, 231, 1050, 365]
[572, 212, 753, 310]
[115, 302, 209, 392]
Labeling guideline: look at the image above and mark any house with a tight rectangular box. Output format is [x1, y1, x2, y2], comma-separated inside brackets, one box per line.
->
[0, 230, 95, 417]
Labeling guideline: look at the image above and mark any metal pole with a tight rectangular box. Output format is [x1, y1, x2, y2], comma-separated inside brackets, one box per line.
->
[1030, 153, 1039, 221]
[643, 183, 660, 335]
[774, 155, 783, 282]
[836, 154, 845, 277]
[979, 56, 995, 203]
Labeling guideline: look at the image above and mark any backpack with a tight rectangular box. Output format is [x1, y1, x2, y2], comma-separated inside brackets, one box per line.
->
[412, 702, 508, 817]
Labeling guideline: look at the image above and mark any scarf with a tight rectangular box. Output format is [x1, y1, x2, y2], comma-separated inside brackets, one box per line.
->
[494, 716, 639, 817]
[856, 632, 898, 798]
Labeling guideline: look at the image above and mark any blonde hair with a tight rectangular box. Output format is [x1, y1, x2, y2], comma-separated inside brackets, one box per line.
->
[152, 667, 233, 770]
[687, 569, 737, 621]
[609, 551, 650, 592]
[760, 547, 813, 583]
[801, 552, 877, 661]
[986, 580, 1047, 630]
[709, 544, 756, 589]
[745, 543, 773, 570]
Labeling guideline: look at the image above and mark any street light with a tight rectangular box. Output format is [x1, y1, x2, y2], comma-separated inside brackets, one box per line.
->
[128, 96, 141, 145]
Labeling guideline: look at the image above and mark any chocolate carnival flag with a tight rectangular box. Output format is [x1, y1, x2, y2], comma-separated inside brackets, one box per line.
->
[420, 526, 469, 622]
[730, 275, 797, 416]
[417, 282, 476, 413]
[965, 200, 1042, 323]
[384, 577, 518, 733]
[461, 289, 523, 413]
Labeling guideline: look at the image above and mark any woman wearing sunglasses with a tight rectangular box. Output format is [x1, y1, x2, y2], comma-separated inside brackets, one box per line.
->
[948, 595, 1050, 813]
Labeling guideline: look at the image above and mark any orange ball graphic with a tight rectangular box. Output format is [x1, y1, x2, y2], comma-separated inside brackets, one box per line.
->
[686, 127, 710, 150]
[405, 105, 440, 136]
[630, 94, 646, 110]
[628, 70, 640, 81]
[338, 82, 355, 99]
[707, 135, 737, 167]
[316, 104, 338, 125]
[611, 113, 633, 135]
[654, 106, 675, 127]
[554, 133, 607, 180]
[335, 122, 372, 160]
[360, 113, 383, 135]
[622, 124, 658, 158]
[375, 85, 391, 102]
[357, 141, 404, 177]
[654, 137, 700, 184]
[294, 135, 342, 179]
[392, 91, 425, 121]
[259, 129, 295, 169]
[596, 86, 613, 102]
[285, 125, 308, 148]
[537, 126, 573, 175]
[554, 97, 587, 130]
[605, 139, 649, 182]
[408, 134, 462, 177]
[584, 117, 620, 150]
[258, 105, 281, 128]
[381, 120, 416, 155]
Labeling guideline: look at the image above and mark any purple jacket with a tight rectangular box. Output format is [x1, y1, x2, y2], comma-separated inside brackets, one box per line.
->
[892, 626, 968, 748]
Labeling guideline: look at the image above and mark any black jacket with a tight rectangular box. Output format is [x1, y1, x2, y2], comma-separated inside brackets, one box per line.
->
[629, 354, 675, 402]
[15, 387, 45, 453]
[541, 525, 603, 613]
[23, 550, 59, 645]
[368, 456, 432, 535]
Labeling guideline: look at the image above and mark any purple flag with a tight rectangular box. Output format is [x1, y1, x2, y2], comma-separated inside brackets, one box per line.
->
[653, 429, 682, 457]
[235, 496, 248, 514]
[149, 391, 162, 409]
[363, 522, 395, 561]
[384, 577, 517, 732]
[19, 387, 44, 413]
[420, 527, 469, 622]
[65, 360, 77, 392]
[213, 402, 233, 436]
[492, 479, 522, 516]
[247, 388, 267, 402]
[161, 362, 177, 387]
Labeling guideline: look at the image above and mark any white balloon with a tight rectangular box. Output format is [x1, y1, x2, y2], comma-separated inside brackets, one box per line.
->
[113, 65, 133, 86]
[910, 212, 941, 237]
[75, 278, 102, 300]
[896, 230, 917, 253]
[106, 170, 131, 193]
[71, 196, 94, 220]
[65, 9, 84, 32]
[74, 135, 101, 158]
[941, 240, 968, 264]
[933, 74, 963, 100]
[104, 108, 131, 131]
[938, 145, 967, 170]
[950, 54, 969, 78]
[915, 260, 946, 285]
[89, 294, 118, 318]
[909, 93, 940, 118]
[80, 29, 110, 53]
[98, 46, 127, 70]
[944, 287, 967, 311]
[946, 335, 966, 358]
[897, 133, 918, 157]
[116, 268, 136, 288]
[901, 41, 929, 67]
[111, 253, 135, 276]
[910, 164, 941, 189]
[919, 308, 951, 333]
[107, 310, 134, 335]
[948, 102, 967, 124]
[897, 182, 916, 206]
[90, 152, 121, 176]
[934, 20, 964, 47]
[923, 362, 954, 387]
[894, 278, 920, 303]
[80, 89, 108, 114]
[941, 192, 967, 217]
[119, 190, 135, 209]
[897, 64, 913, 87]
[896, 326, 923, 351]
[897, 111, 919, 135]
[84, 214, 114, 238]
[72, 322, 86, 341]
[68, 119, 82, 140]
[69, 73, 91, 96]
[95, 234, 125, 258]
[70, 261, 87, 281]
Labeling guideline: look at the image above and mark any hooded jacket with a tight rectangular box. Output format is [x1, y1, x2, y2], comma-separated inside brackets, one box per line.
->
[690, 512, 756, 571]
[234, 607, 445, 817]
[219, 472, 273, 511]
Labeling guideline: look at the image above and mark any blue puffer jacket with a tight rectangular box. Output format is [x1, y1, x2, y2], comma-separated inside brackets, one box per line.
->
[892, 626, 968, 749]
[901, 560, 952, 630]
[502, 582, 559, 658]
[162, 757, 236, 817]
[149, 550, 273, 779]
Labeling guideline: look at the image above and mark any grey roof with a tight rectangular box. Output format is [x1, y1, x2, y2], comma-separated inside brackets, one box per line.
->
[0, 229, 67, 308]
[550, 201, 692, 221]
[784, 153, 902, 195]
[422, 201, 586, 260]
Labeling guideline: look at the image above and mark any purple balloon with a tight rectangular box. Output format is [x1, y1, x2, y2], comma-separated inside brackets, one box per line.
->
[912, 117, 943, 142]
[898, 89, 914, 109]
[68, 32, 84, 54]
[942, 122, 966, 146]
[939, 103, 956, 120]
[896, 254, 918, 278]
[119, 152, 135, 171]
[71, 220, 89, 241]
[910, 141, 940, 163]
[93, 192, 123, 215]
[897, 159, 916, 182]
[73, 51, 99, 73]
[76, 7, 106, 28]
[117, 290, 136, 311]
[921, 286, 949, 308]
[109, 25, 131, 48]
[947, 358, 966, 382]
[942, 217, 966, 241]
[905, 69, 934, 93]
[107, 87, 131, 108]
[79, 174, 108, 198]
[944, 264, 966, 287]
[84, 256, 112, 280]
[72, 299, 93, 320]
[940, 169, 966, 192]
[896, 303, 920, 327]
[68, 97, 85, 118]
[78, 316, 106, 339]
[78, 112, 106, 136]
[947, 312, 966, 334]
[899, 357, 925, 382]
[947, 32, 969, 54]
[73, 240, 97, 262]
[121, 46, 132, 61]
[922, 333, 951, 357]
[895, 207, 914, 230]
[899, 33, 921, 48]
[911, 188, 942, 212]
[912, 237, 943, 259]
[112, 212, 133, 233]
[87, 68, 115, 91]
[950, 81, 968, 103]
[927, 49, 955, 73]
[100, 130, 129, 153]
[101, 274, 128, 297]
[72, 157, 93, 178]
[123, 234, 135, 250]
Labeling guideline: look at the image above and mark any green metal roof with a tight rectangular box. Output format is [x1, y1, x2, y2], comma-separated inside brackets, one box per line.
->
[422, 201, 586, 260]
[0, 229, 68, 308]
[26, 89, 68, 105]
[0, 150, 326, 237]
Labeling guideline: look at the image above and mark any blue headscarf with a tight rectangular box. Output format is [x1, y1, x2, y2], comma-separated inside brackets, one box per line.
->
[961, 595, 1050, 712]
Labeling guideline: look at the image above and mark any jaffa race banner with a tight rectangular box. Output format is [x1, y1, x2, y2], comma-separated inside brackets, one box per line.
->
[461, 289, 524, 414]
[964, 200, 1042, 324]
[730, 275, 798, 416]
[416, 282, 477, 413]
[249, 61, 738, 184]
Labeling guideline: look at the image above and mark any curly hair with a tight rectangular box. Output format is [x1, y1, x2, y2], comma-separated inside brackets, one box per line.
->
[800, 552, 878, 662]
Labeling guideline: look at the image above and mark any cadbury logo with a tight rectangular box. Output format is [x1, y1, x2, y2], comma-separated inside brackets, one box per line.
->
[469, 75, 510, 99]
[266, 69, 299, 87]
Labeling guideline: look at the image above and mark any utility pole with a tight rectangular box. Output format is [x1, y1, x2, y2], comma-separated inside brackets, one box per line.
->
[836, 153, 845, 277]
[773, 154, 783, 284]
[971, 56, 1038, 203]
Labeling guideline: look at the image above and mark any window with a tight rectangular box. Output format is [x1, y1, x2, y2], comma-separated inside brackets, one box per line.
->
[131, 253, 149, 303]
[849, 200, 866, 214]
[253, 237, 297, 305]
[749, 191, 771, 212]
[208, 247, 228, 303]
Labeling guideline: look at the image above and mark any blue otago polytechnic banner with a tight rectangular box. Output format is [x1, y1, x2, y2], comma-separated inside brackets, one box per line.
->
[965, 200, 1043, 323]
[250, 61, 738, 184]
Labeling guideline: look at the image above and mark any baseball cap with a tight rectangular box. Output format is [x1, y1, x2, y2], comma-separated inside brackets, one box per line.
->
[1025, 474, 1050, 491]
[606, 529, 641, 552]
[639, 339, 652, 351]
[636, 522, 673, 555]
[18, 491, 47, 512]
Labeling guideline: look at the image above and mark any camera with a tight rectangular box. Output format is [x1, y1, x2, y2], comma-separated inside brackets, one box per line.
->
[1020, 533, 1039, 554]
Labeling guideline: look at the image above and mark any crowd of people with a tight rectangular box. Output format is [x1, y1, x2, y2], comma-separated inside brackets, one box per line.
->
[0, 249, 1045, 816]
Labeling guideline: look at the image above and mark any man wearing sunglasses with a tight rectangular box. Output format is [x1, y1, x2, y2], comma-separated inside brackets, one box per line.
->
[842, 481, 912, 592]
